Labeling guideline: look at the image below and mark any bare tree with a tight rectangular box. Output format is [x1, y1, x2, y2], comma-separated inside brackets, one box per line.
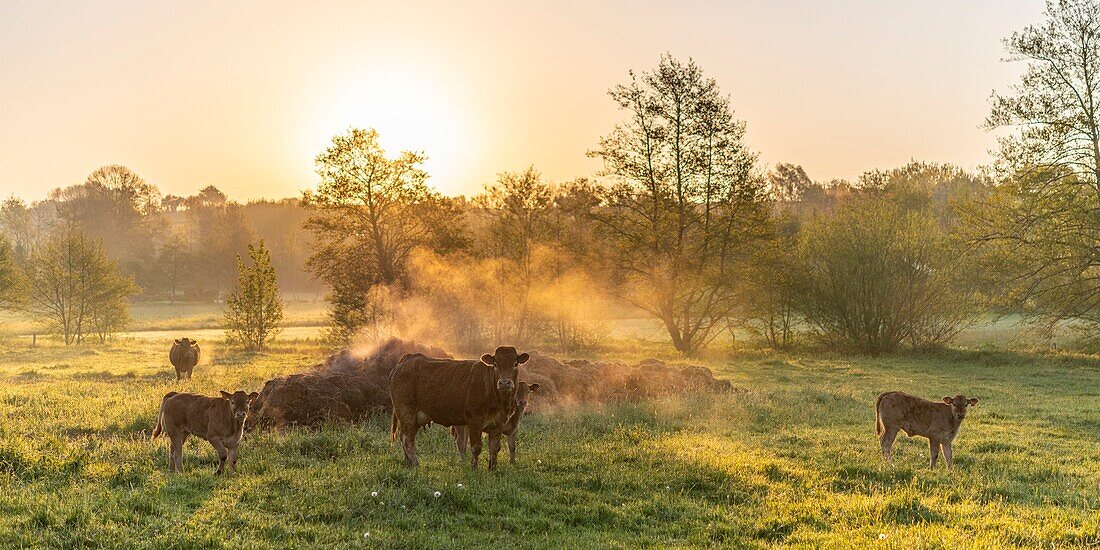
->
[971, 0, 1100, 333]
[589, 55, 771, 355]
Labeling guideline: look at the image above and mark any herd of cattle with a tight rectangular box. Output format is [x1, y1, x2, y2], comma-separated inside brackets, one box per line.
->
[153, 338, 980, 473]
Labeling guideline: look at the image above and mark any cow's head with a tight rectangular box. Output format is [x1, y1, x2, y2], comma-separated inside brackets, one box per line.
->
[221, 390, 260, 422]
[942, 394, 979, 422]
[480, 346, 529, 396]
[175, 337, 196, 349]
[516, 382, 540, 411]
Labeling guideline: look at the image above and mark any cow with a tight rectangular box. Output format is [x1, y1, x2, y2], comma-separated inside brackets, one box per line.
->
[151, 390, 258, 474]
[451, 382, 540, 465]
[875, 391, 980, 468]
[389, 347, 529, 470]
[169, 338, 201, 381]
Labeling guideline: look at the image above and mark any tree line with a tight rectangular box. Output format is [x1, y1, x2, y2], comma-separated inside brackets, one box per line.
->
[0, 0, 1096, 355]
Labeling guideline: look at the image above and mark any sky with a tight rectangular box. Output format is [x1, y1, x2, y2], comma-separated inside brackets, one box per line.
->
[0, 0, 1044, 202]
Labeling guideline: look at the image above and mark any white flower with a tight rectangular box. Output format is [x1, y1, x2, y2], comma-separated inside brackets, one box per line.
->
[364, 533, 370, 538]
[456, 483, 464, 488]
[434, 491, 442, 498]
[537, 459, 542, 464]
[878, 533, 887, 540]
[371, 491, 378, 498]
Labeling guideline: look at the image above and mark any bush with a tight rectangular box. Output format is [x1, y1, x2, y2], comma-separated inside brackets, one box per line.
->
[797, 200, 975, 353]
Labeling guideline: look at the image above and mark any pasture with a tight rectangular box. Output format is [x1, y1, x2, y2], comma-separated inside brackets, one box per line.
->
[0, 334, 1097, 548]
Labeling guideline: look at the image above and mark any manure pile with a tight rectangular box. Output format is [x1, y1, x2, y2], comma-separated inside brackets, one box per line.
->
[248, 340, 736, 430]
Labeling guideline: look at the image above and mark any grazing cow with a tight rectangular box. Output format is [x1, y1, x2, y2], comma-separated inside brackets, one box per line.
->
[389, 347, 529, 469]
[151, 390, 258, 474]
[169, 338, 201, 381]
[875, 391, 979, 468]
[452, 382, 540, 464]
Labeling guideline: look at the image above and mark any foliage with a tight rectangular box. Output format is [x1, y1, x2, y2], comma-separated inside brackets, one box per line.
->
[0, 234, 22, 311]
[972, 0, 1100, 335]
[20, 225, 138, 344]
[224, 240, 284, 351]
[798, 201, 977, 353]
[304, 128, 464, 342]
[589, 55, 771, 355]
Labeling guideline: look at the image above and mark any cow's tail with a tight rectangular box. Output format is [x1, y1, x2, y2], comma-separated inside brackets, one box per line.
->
[874, 392, 887, 436]
[390, 410, 398, 443]
[151, 391, 178, 440]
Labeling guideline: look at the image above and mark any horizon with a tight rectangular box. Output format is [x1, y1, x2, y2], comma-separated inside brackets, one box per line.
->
[2, 0, 1042, 203]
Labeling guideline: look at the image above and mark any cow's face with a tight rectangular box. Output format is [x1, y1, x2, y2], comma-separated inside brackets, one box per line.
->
[175, 338, 196, 349]
[942, 395, 979, 421]
[480, 347, 530, 397]
[221, 390, 260, 422]
[516, 383, 540, 411]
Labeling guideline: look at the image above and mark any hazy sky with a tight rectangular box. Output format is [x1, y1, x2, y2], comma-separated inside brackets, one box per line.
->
[1, 0, 1043, 202]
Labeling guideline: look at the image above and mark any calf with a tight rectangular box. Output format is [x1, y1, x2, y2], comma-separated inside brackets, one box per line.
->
[152, 390, 258, 474]
[389, 347, 529, 469]
[452, 382, 540, 464]
[169, 338, 200, 381]
[875, 391, 979, 468]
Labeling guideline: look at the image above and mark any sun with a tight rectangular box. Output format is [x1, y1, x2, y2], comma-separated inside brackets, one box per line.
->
[300, 59, 477, 195]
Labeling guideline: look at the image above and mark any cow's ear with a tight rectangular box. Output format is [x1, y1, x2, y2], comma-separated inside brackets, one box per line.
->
[967, 397, 979, 406]
[248, 391, 259, 401]
[517, 352, 530, 365]
[220, 391, 231, 399]
[942, 397, 952, 404]
[480, 354, 495, 366]
[528, 383, 541, 393]
[175, 339, 181, 345]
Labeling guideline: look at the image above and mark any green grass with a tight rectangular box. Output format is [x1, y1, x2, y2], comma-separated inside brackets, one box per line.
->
[0, 337, 1096, 548]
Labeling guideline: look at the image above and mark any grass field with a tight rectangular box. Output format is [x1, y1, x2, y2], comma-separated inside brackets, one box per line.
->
[0, 330, 1097, 548]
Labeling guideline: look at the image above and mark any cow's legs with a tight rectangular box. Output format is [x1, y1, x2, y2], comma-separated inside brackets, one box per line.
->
[169, 434, 186, 472]
[452, 426, 468, 460]
[400, 423, 420, 467]
[942, 443, 953, 469]
[227, 445, 238, 473]
[507, 432, 517, 464]
[880, 428, 899, 465]
[210, 439, 229, 475]
[467, 423, 484, 470]
[928, 438, 941, 468]
[487, 433, 502, 470]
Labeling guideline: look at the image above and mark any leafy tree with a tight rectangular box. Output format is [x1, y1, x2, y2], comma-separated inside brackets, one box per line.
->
[304, 128, 462, 341]
[768, 163, 813, 202]
[589, 55, 771, 355]
[155, 233, 192, 302]
[22, 224, 138, 344]
[971, 0, 1100, 333]
[185, 189, 256, 299]
[224, 240, 283, 351]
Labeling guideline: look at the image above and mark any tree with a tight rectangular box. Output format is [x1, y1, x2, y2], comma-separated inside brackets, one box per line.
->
[22, 225, 138, 344]
[185, 189, 256, 299]
[973, 0, 1100, 333]
[224, 240, 283, 351]
[474, 167, 558, 343]
[588, 55, 771, 355]
[0, 235, 21, 311]
[304, 128, 462, 341]
[798, 201, 976, 354]
[155, 233, 192, 302]
[768, 163, 813, 202]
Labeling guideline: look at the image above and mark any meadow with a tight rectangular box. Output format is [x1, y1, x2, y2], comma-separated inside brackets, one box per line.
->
[0, 316, 1097, 549]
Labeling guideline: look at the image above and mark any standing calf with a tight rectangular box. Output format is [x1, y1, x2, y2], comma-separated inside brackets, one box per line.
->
[875, 391, 979, 468]
[452, 382, 540, 464]
[152, 390, 258, 474]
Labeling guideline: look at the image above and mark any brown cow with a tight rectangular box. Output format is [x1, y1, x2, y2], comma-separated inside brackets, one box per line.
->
[875, 391, 979, 468]
[451, 382, 540, 464]
[169, 338, 200, 381]
[151, 390, 258, 474]
[389, 347, 529, 469]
